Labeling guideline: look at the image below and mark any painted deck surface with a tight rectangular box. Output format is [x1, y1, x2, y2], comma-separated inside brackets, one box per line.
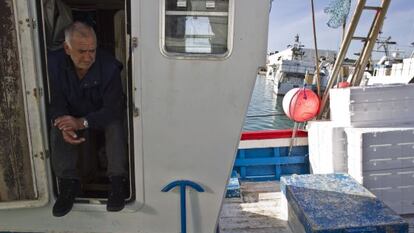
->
[219, 182, 292, 233]
[219, 181, 414, 233]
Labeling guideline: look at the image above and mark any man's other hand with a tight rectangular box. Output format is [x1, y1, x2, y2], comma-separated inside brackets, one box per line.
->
[62, 130, 85, 145]
[54, 115, 84, 131]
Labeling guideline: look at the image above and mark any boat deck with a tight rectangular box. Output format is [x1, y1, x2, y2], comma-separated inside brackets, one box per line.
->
[219, 181, 414, 233]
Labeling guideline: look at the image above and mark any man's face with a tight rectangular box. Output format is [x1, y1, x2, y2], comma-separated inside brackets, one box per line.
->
[64, 33, 96, 72]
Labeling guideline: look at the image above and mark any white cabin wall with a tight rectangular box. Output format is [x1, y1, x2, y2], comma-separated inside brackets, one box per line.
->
[136, 0, 271, 232]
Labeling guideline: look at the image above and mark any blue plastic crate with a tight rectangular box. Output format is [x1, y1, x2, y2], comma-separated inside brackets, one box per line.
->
[281, 174, 409, 233]
[226, 171, 240, 198]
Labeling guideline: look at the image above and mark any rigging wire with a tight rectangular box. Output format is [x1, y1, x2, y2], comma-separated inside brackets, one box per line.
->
[310, 0, 321, 97]
[246, 113, 286, 118]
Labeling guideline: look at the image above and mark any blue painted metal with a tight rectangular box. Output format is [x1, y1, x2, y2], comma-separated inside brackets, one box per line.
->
[234, 156, 306, 166]
[162, 180, 205, 233]
[239, 150, 247, 179]
[233, 145, 309, 180]
[281, 174, 409, 233]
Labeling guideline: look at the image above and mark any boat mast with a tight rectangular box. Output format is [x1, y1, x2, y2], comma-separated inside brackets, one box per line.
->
[310, 0, 321, 97]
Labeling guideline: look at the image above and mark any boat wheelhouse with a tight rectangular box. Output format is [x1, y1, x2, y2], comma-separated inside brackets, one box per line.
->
[0, 0, 270, 232]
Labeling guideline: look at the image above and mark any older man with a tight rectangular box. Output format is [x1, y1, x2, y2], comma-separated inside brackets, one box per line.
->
[48, 21, 127, 217]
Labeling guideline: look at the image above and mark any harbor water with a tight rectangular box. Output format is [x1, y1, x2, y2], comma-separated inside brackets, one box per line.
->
[243, 76, 294, 131]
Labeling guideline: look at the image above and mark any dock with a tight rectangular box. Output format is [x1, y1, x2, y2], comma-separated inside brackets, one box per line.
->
[219, 181, 414, 233]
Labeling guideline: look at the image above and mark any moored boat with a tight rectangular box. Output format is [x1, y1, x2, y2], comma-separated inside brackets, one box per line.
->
[267, 35, 337, 95]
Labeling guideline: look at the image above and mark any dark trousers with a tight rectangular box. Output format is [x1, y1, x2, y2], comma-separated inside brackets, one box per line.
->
[50, 121, 127, 180]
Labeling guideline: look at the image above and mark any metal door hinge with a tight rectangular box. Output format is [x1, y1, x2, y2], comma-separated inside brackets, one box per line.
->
[23, 18, 37, 29]
[133, 107, 140, 117]
[132, 37, 138, 48]
[33, 87, 43, 99]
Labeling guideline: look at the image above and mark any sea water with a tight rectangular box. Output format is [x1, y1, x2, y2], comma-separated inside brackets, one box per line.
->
[242, 75, 294, 131]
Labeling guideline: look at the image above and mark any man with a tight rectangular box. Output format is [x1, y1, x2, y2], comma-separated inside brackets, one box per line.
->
[48, 21, 127, 217]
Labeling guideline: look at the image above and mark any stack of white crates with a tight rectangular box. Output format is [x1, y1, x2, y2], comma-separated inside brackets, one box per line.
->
[307, 84, 414, 214]
[329, 84, 414, 127]
[346, 127, 414, 214]
[307, 121, 347, 174]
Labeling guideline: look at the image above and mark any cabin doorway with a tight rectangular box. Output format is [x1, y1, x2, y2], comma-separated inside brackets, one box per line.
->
[39, 0, 135, 203]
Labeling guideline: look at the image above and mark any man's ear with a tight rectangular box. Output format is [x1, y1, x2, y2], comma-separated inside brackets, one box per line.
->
[63, 42, 71, 55]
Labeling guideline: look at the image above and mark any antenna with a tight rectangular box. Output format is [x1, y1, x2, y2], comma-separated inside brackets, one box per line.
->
[376, 36, 396, 57]
[292, 34, 305, 60]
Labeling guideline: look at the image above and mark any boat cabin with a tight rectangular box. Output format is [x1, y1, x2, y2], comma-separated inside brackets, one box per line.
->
[0, 0, 270, 232]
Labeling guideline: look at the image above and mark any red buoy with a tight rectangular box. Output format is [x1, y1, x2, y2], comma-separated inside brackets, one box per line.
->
[282, 88, 320, 122]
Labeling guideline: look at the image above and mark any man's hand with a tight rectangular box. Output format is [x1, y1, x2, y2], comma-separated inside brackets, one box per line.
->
[54, 115, 84, 131]
[62, 130, 85, 145]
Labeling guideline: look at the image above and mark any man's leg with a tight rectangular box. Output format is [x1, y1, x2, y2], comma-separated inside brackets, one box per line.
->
[50, 126, 80, 217]
[104, 121, 128, 211]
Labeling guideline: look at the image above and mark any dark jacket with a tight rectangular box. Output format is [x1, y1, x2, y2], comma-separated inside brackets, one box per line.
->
[48, 49, 124, 129]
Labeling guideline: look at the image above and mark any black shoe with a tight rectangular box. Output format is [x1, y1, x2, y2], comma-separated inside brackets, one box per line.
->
[53, 179, 80, 217]
[107, 176, 126, 212]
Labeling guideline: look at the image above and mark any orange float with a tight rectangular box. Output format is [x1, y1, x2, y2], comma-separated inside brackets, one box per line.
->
[282, 88, 320, 122]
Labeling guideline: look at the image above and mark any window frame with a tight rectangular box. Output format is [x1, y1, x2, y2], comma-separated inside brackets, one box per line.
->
[160, 0, 234, 60]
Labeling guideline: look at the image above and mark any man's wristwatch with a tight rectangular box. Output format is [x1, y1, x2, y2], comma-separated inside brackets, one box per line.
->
[82, 118, 89, 129]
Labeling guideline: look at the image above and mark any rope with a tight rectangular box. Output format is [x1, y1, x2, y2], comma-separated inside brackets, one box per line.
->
[287, 86, 307, 156]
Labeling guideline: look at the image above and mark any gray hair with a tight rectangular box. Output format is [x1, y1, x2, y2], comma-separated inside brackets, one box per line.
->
[64, 22, 97, 48]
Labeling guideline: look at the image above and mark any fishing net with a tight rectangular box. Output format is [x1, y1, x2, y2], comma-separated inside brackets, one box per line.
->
[324, 0, 351, 28]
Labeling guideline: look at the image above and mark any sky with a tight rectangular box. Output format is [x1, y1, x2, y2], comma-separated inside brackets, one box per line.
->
[268, 0, 414, 59]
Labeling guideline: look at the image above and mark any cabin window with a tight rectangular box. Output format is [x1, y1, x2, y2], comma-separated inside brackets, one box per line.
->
[163, 0, 231, 56]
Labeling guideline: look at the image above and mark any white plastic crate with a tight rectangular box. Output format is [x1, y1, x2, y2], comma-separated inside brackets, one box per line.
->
[307, 121, 347, 174]
[345, 127, 414, 214]
[330, 84, 414, 127]
[364, 168, 414, 214]
[346, 127, 414, 177]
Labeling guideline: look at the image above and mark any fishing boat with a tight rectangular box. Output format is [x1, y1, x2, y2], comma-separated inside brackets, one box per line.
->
[267, 35, 337, 95]
[1, 0, 414, 232]
[0, 0, 270, 232]
[364, 53, 414, 85]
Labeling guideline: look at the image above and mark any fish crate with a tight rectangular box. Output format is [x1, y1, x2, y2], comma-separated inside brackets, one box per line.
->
[225, 171, 241, 198]
[307, 121, 347, 174]
[345, 127, 414, 214]
[330, 84, 414, 127]
[281, 174, 409, 233]
[233, 145, 309, 181]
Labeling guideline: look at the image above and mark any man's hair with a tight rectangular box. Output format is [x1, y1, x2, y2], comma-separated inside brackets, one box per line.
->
[64, 21, 97, 48]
